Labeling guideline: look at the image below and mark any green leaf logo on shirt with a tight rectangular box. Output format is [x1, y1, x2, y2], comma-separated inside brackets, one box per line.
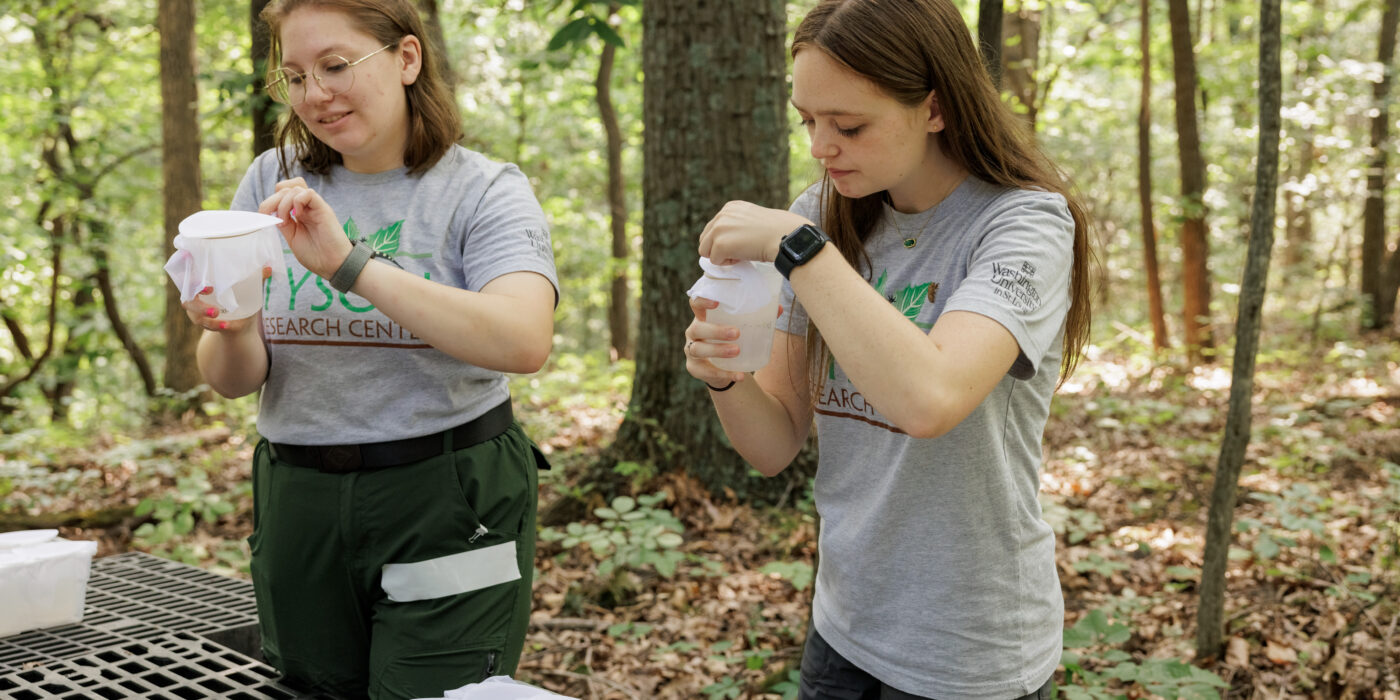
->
[894, 283, 931, 322]
[342, 217, 404, 256]
[367, 221, 402, 256]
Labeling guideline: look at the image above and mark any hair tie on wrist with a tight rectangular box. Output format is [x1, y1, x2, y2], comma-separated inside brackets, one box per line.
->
[706, 380, 737, 392]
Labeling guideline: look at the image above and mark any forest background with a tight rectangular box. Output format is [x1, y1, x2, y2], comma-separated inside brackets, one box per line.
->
[2, 0, 1399, 698]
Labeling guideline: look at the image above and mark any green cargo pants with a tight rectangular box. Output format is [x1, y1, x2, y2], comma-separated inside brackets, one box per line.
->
[249, 423, 542, 700]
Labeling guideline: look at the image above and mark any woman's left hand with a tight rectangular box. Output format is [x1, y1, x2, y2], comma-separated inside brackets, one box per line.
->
[699, 201, 812, 265]
[259, 178, 354, 280]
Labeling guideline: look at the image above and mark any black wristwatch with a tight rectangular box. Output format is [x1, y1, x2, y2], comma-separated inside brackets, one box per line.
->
[775, 223, 830, 279]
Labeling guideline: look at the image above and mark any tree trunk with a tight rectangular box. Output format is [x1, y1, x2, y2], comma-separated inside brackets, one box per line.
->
[1139, 0, 1168, 351]
[1282, 131, 1314, 269]
[160, 0, 206, 394]
[610, 0, 791, 501]
[417, 0, 458, 95]
[91, 220, 157, 397]
[597, 4, 633, 362]
[0, 225, 63, 405]
[1168, 0, 1214, 362]
[1197, 0, 1281, 663]
[251, 0, 276, 156]
[978, 0, 1003, 90]
[1362, 0, 1400, 329]
[1001, 6, 1040, 129]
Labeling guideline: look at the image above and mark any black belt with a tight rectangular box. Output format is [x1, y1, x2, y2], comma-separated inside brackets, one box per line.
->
[268, 400, 513, 473]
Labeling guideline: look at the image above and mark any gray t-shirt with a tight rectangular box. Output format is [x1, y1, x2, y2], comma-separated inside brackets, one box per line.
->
[778, 177, 1071, 699]
[231, 146, 558, 445]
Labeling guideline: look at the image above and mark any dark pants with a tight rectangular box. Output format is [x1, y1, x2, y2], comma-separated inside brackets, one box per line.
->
[250, 424, 543, 700]
[799, 628, 1055, 700]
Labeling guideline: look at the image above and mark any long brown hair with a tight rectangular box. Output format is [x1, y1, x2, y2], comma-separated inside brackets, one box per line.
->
[793, 0, 1092, 388]
[260, 0, 462, 176]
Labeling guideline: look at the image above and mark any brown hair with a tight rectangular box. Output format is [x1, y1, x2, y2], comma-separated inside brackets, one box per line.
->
[794, 0, 1093, 389]
[260, 0, 462, 176]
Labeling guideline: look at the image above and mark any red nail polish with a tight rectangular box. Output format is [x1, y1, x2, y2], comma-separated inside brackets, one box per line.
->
[204, 308, 218, 318]
[200, 286, 213, 294]
[218, 321, 228, 330]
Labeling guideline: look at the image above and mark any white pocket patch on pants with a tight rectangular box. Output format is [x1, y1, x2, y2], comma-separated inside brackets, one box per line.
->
[381, 541, 521, 603]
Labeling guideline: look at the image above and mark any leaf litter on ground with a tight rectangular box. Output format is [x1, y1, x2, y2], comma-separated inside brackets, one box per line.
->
[2, 338, 1398, 698]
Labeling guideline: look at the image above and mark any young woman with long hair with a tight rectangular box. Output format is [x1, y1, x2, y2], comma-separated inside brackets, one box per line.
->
[684, 0, 1091, 697]
[181, 1, 557, 696]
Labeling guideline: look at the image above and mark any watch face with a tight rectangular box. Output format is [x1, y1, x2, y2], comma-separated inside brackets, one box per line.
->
[785, 224, 827, 260]
[777, 224, 828, 278]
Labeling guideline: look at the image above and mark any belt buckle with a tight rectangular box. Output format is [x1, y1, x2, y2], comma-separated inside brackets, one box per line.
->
[320, 445, 363, 473]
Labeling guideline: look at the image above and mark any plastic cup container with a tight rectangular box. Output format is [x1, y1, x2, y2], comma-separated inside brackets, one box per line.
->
[206, 271, 269, 320]
[707, 301, 779, 372]
[176, 211, 283, 320]
[704, 264, 783, 372]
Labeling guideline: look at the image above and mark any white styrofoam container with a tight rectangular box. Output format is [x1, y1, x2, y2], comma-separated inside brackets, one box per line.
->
[0, 530, 99, 637]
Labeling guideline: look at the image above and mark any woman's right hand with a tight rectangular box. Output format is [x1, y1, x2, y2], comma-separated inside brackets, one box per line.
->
[684, 296, 746, 387]
[181, 288, 258, 335]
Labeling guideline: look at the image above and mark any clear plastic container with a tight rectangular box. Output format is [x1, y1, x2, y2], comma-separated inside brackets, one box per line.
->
[0, 530, 98, 637]
[704, 265, 783, 372]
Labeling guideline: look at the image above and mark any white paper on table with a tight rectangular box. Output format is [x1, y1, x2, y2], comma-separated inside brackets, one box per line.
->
[412, 675, 579, 700]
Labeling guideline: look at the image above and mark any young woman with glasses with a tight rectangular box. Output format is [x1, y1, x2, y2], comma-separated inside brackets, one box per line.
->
[181, 0, 557, 697]
[684, 0, 1092, 697]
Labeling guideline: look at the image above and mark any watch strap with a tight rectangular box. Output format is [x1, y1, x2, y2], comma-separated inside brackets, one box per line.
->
[329, 241, 374, 293]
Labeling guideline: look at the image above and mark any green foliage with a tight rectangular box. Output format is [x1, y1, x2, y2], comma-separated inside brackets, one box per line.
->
[540, 492, 688, 578]
[1063, 606, 1228, 700]
[132, 475, 248, 572]
[700, 675, 743, 700]
[759, 560, 813, 591]
[1042, 497, 1106, 544]
[605, 620, 654, 639]
[1232, 483, 1336, 575]
[769, 669, 801, 700]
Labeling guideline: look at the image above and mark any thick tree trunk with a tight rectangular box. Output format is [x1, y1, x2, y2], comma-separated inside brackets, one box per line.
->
[610, 0, 791, 500]
[160, 0, 206, 394]
[251, 0, 275, 156]
[1197, 0, 1281, 663]
[1139, 0, 1168, 351]
[978, 0, 1003, 90]
[1362, 0, 1400, 329]
[1168, 0, 1215, 362]
[597, 4, 632, 361]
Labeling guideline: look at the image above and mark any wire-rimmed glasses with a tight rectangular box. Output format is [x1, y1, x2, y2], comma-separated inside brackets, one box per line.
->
[265, 43, 395, 106]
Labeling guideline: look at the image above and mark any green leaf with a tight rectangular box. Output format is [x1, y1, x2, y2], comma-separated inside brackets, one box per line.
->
[612, 495, 636, 514]
[1166, 565, 1198, 580]
[892, 282, 931, 321]
[589, 17, 625, 47]
[1254, 532, 1280, 560]
[367, 220, 402, 255]
[548, 17, 593, 51]
[344, 217, 361, 240]
[655, 532, 683, 548]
